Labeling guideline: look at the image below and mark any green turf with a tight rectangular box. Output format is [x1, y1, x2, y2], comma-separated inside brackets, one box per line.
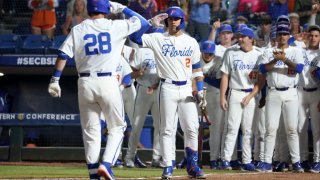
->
[0, 165, 241, 178]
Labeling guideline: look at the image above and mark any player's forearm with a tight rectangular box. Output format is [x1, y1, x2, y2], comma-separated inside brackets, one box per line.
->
[220, 74, 228, 100]
[283, 59, 303, 73]
[54, 58, 67, 72]
[263, 59, 277, 72]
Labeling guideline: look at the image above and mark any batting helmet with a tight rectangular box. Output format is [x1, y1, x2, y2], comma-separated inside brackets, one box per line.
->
[87, 0, 110, 15]
[201, 40, 215, 54]
[164, 6, 185, 30]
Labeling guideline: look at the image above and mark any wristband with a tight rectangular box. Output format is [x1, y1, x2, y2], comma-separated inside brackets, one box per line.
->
[196, 81, 204, 91]
[53, 69, 62, 77]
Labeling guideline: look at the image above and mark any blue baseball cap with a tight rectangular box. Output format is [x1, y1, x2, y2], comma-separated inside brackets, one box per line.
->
[200, 40, 216, 54]
[234, 24, 248, 33]
[277, 24, 290, 34]
[271, 31, 277, 39]
[238, 27, 254, 38]
[219, 24, 233, 33]
[276, 15, 290, 25]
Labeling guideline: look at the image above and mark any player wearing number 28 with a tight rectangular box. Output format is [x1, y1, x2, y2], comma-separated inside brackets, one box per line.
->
[220, 27, 264, 171]
[47, 0, 150, 179]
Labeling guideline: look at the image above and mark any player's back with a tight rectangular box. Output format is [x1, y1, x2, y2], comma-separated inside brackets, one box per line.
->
[62, 18, 137, 73]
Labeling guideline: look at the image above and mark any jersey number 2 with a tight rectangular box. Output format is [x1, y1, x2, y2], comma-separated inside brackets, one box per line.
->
[84, 33, 111, 55]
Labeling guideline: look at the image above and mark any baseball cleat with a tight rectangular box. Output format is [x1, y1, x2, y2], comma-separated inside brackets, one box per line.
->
[125, 158, 135, 168]
[272, 161, 280, 171]
[113, 159, 123, 168]
[221, 160, 232, 170]
[187, 166, 206, 179]
[162, 166, 173, 179]
[310, 162, 320, 173]
[134, 155, 147, 168]
[97, 162, 115, 180]
[241, 163, 256, 171]
[275, 162, 289, 172]
[230, 160, 242, 170]
[292, 162, 304, 173]
[151, 159, 165, 168]
[172, 160, 177, 169]
[256, 162, 272, 172]
[301, 160, 311, 172]
[210, 160, 219, 169]
[177, 158, 187, 169]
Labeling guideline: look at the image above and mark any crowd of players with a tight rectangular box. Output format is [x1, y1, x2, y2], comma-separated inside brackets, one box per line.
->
[111, 3, 320, 177]
[48, 0, 320, 179]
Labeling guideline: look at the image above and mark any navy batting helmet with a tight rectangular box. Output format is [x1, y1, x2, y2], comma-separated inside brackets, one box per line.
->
[87, 0, 110, 15]
[165, 6, 185, 30]
[201, 40, 215, 54]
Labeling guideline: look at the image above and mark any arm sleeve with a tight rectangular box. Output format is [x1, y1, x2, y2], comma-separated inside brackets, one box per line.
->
[58, 32, 74, 59]
[122, 7, 151, 45]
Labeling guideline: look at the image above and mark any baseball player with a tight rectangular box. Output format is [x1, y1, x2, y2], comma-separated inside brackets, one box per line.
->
[220, 27, 263, 171]
[125, 32, 163, 168]
[130, 6, 206, 179]
[215, 24, 234, 58]
[256, 24, 305, 173]
[47, 1, 151, 179]
[199, 40, 224, 169]
[297, 25, 320, 173]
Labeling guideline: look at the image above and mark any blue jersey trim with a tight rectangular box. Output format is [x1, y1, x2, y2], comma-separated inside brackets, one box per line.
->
[316, 67, 320, 80]
[123, 7, 151, 45]
[204, 77, 220, 89]
[57, 50, 70, 60]
[192, 62, 201, 69]
[122, 73, 132, 87]
[295, 63, 304, 73]
[259, 64, 267, 74]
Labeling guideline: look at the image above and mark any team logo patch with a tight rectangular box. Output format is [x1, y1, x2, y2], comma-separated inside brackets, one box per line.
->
[207, 44, 211, 49]
[170, 10, 175, 15]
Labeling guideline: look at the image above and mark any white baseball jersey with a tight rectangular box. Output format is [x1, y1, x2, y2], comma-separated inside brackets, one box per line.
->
[259, 46, 304, 88]
[122, 45, 136, 63]
[141, 32, 201, 80]
[60, 17, 141, 73]
[116, 56, 133, 83]
[201, 57, 223, 80]
[215, 44, 228, 59]
[220, 47, 263, 89]
[130, 47, 160, 87]
[298, 49, 320, 88]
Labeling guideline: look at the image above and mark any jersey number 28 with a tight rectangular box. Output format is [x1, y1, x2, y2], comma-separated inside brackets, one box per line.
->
[84, 33, 111, 55]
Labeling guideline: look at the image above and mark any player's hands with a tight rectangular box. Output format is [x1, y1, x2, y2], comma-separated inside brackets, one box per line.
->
[149, 13, 168, 27]
[220, 97, 228, 111]
[211, 18, 221, 30]
[131, 68, 145, 79]
[273, 49, 286, 61]
[109, 1, 126, 14]
[48, 77, 61, 97]
[241, 95, 252, 107]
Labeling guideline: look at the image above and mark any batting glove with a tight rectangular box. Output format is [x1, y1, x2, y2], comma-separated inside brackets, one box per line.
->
[48, 76, 61, 98]
[149, 13, 168, 27]
[109, 1, 126, 14]
[197, 90, 207, 108]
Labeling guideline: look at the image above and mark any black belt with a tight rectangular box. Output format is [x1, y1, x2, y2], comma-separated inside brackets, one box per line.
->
[79, 72, 112, 77]
[303, 87, 317, 92]
[269, 85, 297, 91]
[161, 78, 187, 86]
[239, 88, 253, 93]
